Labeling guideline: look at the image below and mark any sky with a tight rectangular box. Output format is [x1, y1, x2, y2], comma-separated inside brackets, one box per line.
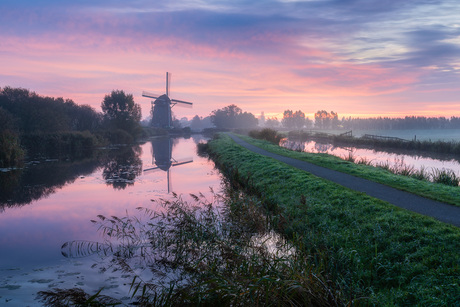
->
[1, 0, 459, 120]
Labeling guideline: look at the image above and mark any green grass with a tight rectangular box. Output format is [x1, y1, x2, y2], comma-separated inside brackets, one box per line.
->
[207, 134, 460, 306]
[238, 134, 460, 207]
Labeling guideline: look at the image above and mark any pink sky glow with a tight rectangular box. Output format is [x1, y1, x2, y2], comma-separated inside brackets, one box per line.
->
[1, 1, 459, 120]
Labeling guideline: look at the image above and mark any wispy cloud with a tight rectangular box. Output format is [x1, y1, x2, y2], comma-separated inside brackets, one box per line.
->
[1, 0, 459, 118]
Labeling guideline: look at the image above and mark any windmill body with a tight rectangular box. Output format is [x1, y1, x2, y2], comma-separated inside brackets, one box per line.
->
[143, 72, 193, 129]
[151, 94, 172, 129]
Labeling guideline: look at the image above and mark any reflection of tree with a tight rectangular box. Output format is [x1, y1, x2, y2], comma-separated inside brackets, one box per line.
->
[0, 158, 101, 211]
[102, 145, 142, 190]
[314, 142, 332, 153]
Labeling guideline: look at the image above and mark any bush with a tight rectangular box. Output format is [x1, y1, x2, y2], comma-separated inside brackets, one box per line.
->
[0, 130, 25, 167]
[249, 128, 283, 144]
[20, 131, 99, 159]
[96, 129, 134, 144]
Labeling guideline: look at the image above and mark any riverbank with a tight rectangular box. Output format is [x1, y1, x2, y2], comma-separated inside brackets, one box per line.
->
[242, 134, 460, 207]
[206, 133, 460, 305]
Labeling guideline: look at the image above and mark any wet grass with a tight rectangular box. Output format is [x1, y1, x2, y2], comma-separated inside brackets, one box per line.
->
[239, 134, 460, 207]
[43, 186, 344, 306]
[206, 134, 460, 306]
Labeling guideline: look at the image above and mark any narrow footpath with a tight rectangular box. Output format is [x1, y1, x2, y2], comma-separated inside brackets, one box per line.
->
[228, 133, 460, 228]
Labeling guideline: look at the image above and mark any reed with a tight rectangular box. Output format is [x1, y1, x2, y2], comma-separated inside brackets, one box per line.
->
[431, 168, 460, 186]
[47, 187, 343, 306]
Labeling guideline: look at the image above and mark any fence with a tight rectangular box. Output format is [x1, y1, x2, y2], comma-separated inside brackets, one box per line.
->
[362, 134, 410, 142]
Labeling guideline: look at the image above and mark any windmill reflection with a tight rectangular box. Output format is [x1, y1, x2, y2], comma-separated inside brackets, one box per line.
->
[144, 137, 193, 193]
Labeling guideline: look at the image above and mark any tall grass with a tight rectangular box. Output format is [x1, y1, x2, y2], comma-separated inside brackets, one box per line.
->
[334, 142, 458, 187]
[206, 134, 460, 305]
[44, 187, 344, 306]
[432, 168, 460, 186]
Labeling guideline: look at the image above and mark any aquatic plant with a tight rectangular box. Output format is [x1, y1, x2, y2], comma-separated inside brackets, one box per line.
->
[431, 168, 460, 186]
[49, 187, 343, 306]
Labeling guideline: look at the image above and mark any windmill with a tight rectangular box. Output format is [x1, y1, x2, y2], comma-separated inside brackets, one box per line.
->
[143, 137, 193, 193]
[142, 72, 193, 129]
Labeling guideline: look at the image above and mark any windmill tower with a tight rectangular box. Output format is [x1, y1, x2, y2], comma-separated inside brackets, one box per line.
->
[143, 72, 193, 129]
[143, 137, 193, 193]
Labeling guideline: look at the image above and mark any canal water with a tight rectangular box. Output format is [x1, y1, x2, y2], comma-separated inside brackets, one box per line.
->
[0, 136, 222, 305]
[280, 138, 460, 175]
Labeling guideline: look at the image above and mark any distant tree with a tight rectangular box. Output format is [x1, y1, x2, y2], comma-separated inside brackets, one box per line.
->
[200, 116, 214, 129]
[314, 110, 338, 129]
[282, 110, 306, 130]
[210, 104, 241, 129]
[330, 111, 339, 129]
[292, 110, 306, 130]
[101, 90, 142, 137]
[282, 110, 295, 129]
[210, 104, 258, 129]
[265, 117, 280, 128]
[236, 112, 258, 129]
[191, 115, 202, 130]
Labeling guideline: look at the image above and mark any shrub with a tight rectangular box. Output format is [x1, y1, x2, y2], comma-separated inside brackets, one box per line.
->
[249, 128, 283, 144]
[0, 130, 25, 167]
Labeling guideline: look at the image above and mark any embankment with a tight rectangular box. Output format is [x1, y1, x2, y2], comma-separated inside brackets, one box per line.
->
[206, 134, 460, 306]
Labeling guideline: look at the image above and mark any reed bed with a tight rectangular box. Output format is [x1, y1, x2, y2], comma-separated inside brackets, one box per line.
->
[41, 185, 343, 306]
[343, 151, 460, 187]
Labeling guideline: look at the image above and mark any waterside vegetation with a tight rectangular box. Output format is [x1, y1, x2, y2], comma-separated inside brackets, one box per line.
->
[41, 187, 344, 306]
[0, 87, 147, 167]
[204, 134, 460, 305]
[246, 131, 460, 206]
[288, 129, 460, 156]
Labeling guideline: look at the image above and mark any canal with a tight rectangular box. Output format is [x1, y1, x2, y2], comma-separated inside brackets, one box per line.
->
[0, 136, 222, 305]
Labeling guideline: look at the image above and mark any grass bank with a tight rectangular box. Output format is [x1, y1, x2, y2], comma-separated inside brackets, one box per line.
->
[240, 134, 460, 207]
[206, 134, 460, 306]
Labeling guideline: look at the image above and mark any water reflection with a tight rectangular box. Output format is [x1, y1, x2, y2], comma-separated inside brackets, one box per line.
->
[145, 137, 193, 193]
[0, 158, 101, 210]
[281, 138, 460, 174]
[101, 145, 143, 190]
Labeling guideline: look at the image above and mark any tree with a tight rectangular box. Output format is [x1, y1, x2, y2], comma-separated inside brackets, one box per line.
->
[282, 110, 306, 130]
[292, 110, 306, 130]
[265, 117, 280, 128]
[210, 104, 242, 129]
[210, 104, 258, 129]
[236, 112, 258, 129]
[101, 90, 141, 136]
[191, 115, 202, 131]
[282, 110, 294, 129]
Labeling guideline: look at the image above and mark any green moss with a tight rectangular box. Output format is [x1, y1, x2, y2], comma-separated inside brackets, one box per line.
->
[207, 134, 460, 306]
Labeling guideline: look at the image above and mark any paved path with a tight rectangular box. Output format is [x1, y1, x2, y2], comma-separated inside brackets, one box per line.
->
[227, 134, 460, 228]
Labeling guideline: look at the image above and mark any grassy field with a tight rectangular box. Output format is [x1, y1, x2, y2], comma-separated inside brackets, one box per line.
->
[239, 134, 460, 207]
[207, 134, 460, 306]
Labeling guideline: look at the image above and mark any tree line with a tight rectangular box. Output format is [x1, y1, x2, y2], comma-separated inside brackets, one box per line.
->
[0, 87, 143, 166]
